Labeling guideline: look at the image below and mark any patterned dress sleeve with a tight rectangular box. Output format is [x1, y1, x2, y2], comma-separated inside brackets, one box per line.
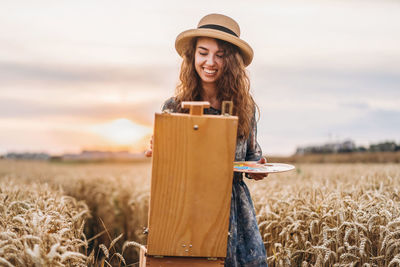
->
[161, 97, 179, 113]
[245, 112, 263, 162]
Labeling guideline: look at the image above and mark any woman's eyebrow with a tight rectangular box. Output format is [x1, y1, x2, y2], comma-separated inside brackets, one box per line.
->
[198, 46, 224, 54]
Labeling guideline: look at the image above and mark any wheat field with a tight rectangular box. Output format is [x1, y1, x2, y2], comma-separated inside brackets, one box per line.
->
[1, 160, 400, 266]
[0, 180, 89, 266]
[248, 164, 400, 266]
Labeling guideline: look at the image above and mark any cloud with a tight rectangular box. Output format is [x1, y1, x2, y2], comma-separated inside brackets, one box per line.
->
[0, 97, 163, 125]
[254, 64, 400, 96]
[0, 61, 178, 125]
[252, 63, 400, 155]
[339, 101, 371, 110]
[336, 108, 400, 135]
[0, 61, 178, 87]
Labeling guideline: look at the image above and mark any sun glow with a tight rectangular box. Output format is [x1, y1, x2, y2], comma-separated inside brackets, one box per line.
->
[89, 118, 152, 146]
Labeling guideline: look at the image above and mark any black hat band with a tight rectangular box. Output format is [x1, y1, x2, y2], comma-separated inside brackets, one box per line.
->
[198, 24, 238, 37]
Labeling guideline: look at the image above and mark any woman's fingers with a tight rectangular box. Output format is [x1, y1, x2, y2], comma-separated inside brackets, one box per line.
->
[145, 149, 152, 157]
[248, 157, 268, 180]
[145, 136, 154, 157]
[258, 156, 267, 164]
[250, 173, 268, 181]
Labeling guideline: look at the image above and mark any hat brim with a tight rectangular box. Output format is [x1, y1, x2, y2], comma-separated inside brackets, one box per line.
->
[175, 28, 254, 66]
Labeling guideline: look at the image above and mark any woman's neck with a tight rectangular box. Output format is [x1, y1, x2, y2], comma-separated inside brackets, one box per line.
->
[202, 84, 217, 100]
[201, 83, 220, 109]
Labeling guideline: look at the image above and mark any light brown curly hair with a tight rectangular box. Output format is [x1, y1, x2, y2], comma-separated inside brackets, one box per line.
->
[174, 37, 259, 140]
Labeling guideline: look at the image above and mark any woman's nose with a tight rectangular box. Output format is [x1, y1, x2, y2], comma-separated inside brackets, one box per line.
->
[205, 55, 216, 66]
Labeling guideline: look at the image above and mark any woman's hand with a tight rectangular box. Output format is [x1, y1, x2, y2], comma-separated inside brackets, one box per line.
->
[247, 157, 268, 181]
[144, 136, 153, 157]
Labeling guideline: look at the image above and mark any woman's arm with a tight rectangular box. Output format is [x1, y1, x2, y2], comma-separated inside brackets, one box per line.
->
[161, 97, 179, 113]
[145, 97, 179, 157]
[245, 112, 268, 181]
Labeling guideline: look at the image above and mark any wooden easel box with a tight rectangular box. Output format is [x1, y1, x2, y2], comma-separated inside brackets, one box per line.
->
[147, 111, 238, 258]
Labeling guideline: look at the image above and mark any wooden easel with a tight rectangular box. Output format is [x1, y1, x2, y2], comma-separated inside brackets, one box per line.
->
[141, 101, 238, 266]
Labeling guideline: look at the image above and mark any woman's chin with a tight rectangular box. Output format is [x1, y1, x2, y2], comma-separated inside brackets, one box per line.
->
[200, 76, 218, 84]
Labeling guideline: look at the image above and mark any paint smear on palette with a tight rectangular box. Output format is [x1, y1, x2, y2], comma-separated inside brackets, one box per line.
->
[233, 162, 295, 174]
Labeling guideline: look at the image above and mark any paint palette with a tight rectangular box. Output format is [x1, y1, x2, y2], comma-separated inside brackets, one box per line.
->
[233, 162, 295, 174]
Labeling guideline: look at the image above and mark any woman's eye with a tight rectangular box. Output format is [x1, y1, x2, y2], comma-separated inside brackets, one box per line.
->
[199, 52, 207, 56]
[216, 54, 224, 58]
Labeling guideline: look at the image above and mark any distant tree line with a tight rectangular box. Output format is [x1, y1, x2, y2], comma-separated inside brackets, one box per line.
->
[2, 152, 50, 160]
[296, 140, 400, 155]
[368, 141, 400, 152]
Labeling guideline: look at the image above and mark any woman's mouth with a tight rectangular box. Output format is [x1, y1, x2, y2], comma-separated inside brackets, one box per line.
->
[204, 68, 217, 74]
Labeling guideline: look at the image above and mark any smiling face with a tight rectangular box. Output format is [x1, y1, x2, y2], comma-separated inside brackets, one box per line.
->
[194, 37, 225, 87]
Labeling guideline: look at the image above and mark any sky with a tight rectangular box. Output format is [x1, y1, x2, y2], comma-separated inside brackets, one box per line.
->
[1, 0, 399, 156]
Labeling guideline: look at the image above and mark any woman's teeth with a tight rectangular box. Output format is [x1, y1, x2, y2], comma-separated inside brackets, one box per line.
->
[204, 69, 216, 74]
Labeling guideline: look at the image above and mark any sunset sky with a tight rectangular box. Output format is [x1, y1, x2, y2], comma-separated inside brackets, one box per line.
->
[1, 0, 399, 156]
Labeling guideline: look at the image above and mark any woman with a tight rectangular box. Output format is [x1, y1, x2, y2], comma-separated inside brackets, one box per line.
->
[147, 13, 268, 267]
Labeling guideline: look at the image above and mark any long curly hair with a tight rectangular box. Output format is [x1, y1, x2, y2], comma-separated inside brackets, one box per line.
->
[174, 37, 258, 140]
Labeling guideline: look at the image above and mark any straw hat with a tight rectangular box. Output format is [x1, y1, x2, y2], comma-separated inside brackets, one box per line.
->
[175, 13, 254, 66]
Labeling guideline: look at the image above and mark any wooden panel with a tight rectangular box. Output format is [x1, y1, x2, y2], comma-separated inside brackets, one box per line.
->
[147, 113, 238, 257]
[146, 256, 224, 266]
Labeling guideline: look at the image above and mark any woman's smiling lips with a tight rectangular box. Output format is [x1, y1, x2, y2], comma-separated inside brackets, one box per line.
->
[204, 68, 217, 75]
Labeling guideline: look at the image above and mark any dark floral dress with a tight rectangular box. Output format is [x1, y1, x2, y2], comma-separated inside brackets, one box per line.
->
[162, 97, 268, 267]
